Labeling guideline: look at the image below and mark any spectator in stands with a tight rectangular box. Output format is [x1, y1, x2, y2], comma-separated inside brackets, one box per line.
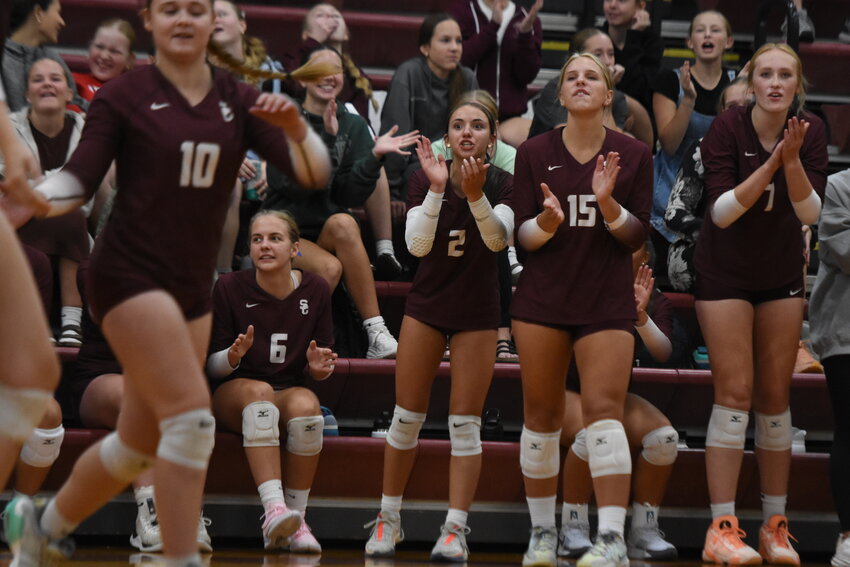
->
[510, 52, 651, 567]
[650, 10, 736, 289]
[695, 43, 828, 566]
[380, 12, 478, 200]
[72, 19, 135, 103]
[0, 58, 90, 347]
[264, 46, 418, 359]
[0, 0, 331, 563]
[558, 243, 678, 562]
[600, 0, 663, 117]
[4, 0, 87, 112]
[364, 95, 513, 562]
[207, 210, 336, 553]
[664, 77, 750, 292]
[809, 167, 850, 567]
[450, 0, 543, 147]
[529, 27, 653, 147]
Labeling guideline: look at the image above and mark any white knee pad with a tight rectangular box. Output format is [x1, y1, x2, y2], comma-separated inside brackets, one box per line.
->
[0, 384, 51, 442]
[386, 405, 426, 451]
[100, 431, 154, 483]
[157, 408, 216, 470]
[586, 419, 631, 478]
[448, 415, 482, 457]
[641, 426, 679, 466]
[242, 401, 280, 447]
[286, 415, 324, 456]
[706, 404, 749, 450]
[19, 425, 64, 468]
[520, 426, 561, 479]
[755, 409, 792, 452]
[571, 428, 589, 462]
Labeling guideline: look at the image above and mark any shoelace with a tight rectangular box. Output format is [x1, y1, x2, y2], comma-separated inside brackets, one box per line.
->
[200, 516, 212, 528]
[530, 528, 557, 552]
[719, 523, 749, 549]
[770, 522, 798, 546]
[591, 533, 624, 558]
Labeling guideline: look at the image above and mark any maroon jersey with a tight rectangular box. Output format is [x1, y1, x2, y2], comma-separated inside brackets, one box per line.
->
[405, 164, 513, 331]
[62, 65, 297, 321]
[511, 128, 652, 325]
[209, 270, 333, 388]
[695, 105, 828, 289]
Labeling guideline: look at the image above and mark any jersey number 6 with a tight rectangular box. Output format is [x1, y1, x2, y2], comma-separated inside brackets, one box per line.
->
[270, 333, 287, 364]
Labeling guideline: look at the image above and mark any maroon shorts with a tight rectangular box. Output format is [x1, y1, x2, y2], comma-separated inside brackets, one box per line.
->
[695, 272, 805, 305]
[513, 316, 634, 342]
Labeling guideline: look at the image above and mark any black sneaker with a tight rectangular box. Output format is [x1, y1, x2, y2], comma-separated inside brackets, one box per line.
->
[374, 253, 402, 281]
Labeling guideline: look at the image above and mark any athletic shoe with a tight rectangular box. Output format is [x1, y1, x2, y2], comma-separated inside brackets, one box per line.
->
[577, 531, 629, 567]
[288, 521, 321, 554]
[366, 327, 397, 359]
[364, 511, 403, 558]
[782, 8, 815, 42]
[840, 19, 850, 43]
[197, 514, 212, 552]
[3, 496, 74, 567]
[261, 504, 301, 550]
[557, 519, 592, 558]
[758, 515, 799, 565]
[522, 525, 558, 567]
[57, 324, 82, 348]
[374, 253, 402, 281]
[321, 406, 339, 436]
[627, 525, 678, 560]
[429, 522, 470, 562]
[832, 533, 850, 567]
[130, 495, 162, 552]
[702, 515, 762, 565]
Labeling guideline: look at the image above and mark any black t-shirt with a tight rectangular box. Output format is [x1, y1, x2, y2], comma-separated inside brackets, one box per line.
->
[651, 68, 733, 116]
[30, 115, 75, 171]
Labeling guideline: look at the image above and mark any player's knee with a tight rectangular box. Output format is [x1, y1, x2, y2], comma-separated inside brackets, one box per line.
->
[324, 213, 361, 241]
[571, 428, 589, 462]
[286, 415, 324, 456]
[0, 383, 52, 442]
[386, 405, 426, 451]
[755, 408, 792, 452]
[586, 419, 631, 478]
[520, 426, 561, 479]
[641, 426, 678, 466]
[706, 404, 748, 450]
[100, 431, 154, 482]
[39, 398, 63, 429]
[157, 408, 216, 470]
[20, 425, 65, 468]
[448, 415, 482, 456]
[242, 401, 280, 447]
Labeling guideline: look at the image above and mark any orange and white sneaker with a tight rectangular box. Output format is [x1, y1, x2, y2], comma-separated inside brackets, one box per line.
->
[702, 515, 762, 565]
[759, 515, 800, 565]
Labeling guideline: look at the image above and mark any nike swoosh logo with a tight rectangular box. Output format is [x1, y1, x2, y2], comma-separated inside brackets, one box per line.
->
[547, 165, 564, 171]
[745, 151, 757, 157]
[150, 102, 170, 110]
[789, 288, 803, 296]
[452, 422, 471, 428]
[246, 303, 260, 308]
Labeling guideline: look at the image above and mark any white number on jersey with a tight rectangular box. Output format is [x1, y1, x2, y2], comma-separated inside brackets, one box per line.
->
[448, 229, 466, 257]
[566, 194, 597, 227]
[270, 333, 287, 364]
[764, 182, 775, 212]
[179, 142, 221, 188]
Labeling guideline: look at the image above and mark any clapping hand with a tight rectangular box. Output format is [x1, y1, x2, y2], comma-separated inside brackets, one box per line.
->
[307, 340, 338, 380]
[537, 182, 564, 232]
[414, 136, 448, 192]
[591, 152, 621, 202]
[460, 157, 490, 201]
[633, 264, 654, 325]
[781, 116, 809, 165]
[227, 325, 255, 368]
[372, 125, 420, 159]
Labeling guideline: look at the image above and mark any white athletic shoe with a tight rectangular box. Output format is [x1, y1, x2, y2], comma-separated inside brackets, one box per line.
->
[366, 326, 397, 359]
[558, 520, 592, 558]
[261, 504, 302, 550]
[578, 531, 629, 567]
[833, 534, 850, 567]
[288, 521, 321, 554]
[3, 496, 74, 567]
[130, 496, 162, 552]
[364, 511, 403, 558]
[523, 525, 558, 567]
[429, 522, 470, 562]
[627, 525, 677, 560]
[197, 514, 212, 552]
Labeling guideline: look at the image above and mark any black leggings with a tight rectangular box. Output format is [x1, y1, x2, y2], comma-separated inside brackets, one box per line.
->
[824, 355, 850, 531]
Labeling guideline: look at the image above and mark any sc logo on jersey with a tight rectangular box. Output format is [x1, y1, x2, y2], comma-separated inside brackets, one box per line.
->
[300, 299, 309, 315]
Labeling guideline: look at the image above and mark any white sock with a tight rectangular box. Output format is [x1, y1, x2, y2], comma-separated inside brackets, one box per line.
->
[445, 508, 468, 529]
[508, 245, 520, 265]
[762, 494, 787, 522]
[285, 487, 310, 516]
[597, 505, 626, 536]
[711, 501, 736, 519]
[134, 484, 154, 502]
[163, 554, 202, 567]
[380, 494, 403, 516]
[60, 306, 82, 328]
[631, 502, 660, 529]
[562, 502, 589, 524]
[363, 316, 387, 337]
[39, 498, 78, 540]
[527, 495, 557, 528]
[376, 240, 395, 256]
[258, 479, 285, 512]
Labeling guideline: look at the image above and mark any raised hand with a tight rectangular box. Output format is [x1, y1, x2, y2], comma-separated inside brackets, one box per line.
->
[323, 98, 339, 136]
[610, 63, 625, 85]
[781, 116, 809, 164]
[634, 264, 654, 313]
[591, 152, 621, 202]
[414, 136, 448, 192]
[307, 339, 338, 380]
[680, 61, 697, 103]
[517, 0, 543, 32]
[372, 125, 420, 159]
[227, 325, 255, 368]
[250, 93, 306, 140]
[632, 8, 651, 30]
[537, 182, 564, 232]
[460, 157, 490, 201]
[492, 0, 508, 24]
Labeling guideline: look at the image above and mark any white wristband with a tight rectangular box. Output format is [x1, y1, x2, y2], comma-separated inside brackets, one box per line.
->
[711, 190, 748, 228]
[206, 348, 239, 379]
[604, 205, 630, 231]
[791, 190, 822, 225]
[518, 216, 555, 250]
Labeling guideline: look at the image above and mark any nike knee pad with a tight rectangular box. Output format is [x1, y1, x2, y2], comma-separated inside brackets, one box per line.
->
[157, 408, 216, 470]
[386, 405, 426, 451]
[448, 415, 482, 457]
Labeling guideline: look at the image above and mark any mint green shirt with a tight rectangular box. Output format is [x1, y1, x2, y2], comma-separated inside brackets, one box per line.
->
[431, 138, 516, 175]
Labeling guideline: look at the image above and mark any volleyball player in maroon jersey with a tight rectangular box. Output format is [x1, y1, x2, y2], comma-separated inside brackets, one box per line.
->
[208, 210, 335, 553]
[364, 94, 513, 562]
[510, 52, 651, 567]
[0, 0, 331, 563]
[696, 44, 827, 566]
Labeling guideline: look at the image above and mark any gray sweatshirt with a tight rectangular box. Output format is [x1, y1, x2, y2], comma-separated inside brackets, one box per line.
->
[2, 39, 87, 112]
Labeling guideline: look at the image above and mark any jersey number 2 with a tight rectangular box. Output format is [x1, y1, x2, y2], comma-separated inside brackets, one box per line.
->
[270, 333, 287, 363]
[179, 142, 221, 188]
[448, 229, 466, 257]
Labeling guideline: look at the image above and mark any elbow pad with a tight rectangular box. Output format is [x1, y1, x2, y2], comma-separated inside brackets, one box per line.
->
[792, 191, 821, 225]
[518, 217, 555, 250]
[711, 190, 747, 228]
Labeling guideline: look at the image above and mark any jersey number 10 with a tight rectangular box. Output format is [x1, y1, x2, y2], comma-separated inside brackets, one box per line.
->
[180, 142, 221, 188]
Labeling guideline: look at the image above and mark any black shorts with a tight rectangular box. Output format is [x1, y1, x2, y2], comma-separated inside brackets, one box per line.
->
[514, 316, 634, 342]
[695, 272, 805, 305]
